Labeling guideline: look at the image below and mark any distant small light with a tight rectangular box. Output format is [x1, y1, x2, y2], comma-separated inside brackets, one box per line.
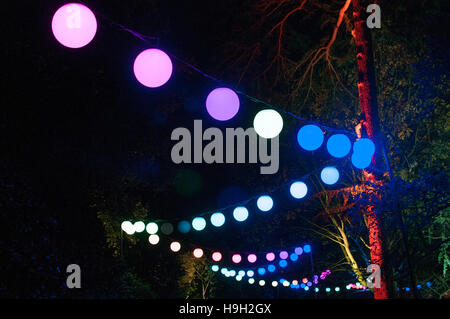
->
[326, 288, 331, 292]
[272, 281, 278, 287]
[315, 287, 319, 292]
[294, 247, 303, 255]
[146, 222, 158, 234]
[256, 195, 273, 212]
[134, 221, 145, 233]
[238, 270, 245, 277]
[302, 278, 308, 284]
[279, 251, 288, 260]
[405, 287, 410, 292]
[279, 260, 287, 268]
[212, 252, 222, 262]
[248, 278, 255, 284]
[233, 206, 249, 222]
[235, 275, 242, 281]
[417, 284, 422, 289]
[177, 220, 191, 233]
[304, 286, 310, 291]
[192, 217, 206, 231]
[303, 244, 311, 253]
[148, 234, 160, 245]
[121, 221, 135, 235]
[259, 280, 266, 286]
[247, 270, 254, 277]
[283, 281, 290, 287]
[267, 264, 276, 272]
[257, 268, 266, 275]
[290, 253, 298, 261]
[211, 265, 219, 272]
[221, 268, 228, 275]
[170, 241, 181, 252]
[279, 279, 286, 284]
[300, 283, 306, 288]
[335, 287, 340, 292]
[210, 212, 226, 227]
[229, 270, 236, 277]
[292, 280, 298, 285]
[161, 222, 174, 235]
[426, 282, 431, 287]
[247, 254, 257, 263]
[266, 252, 275, 262]
[193, 248, 204, 258]
[307, 281, 312, 287]
[232, 254, 242, 264]
[289, 181, 308, 199]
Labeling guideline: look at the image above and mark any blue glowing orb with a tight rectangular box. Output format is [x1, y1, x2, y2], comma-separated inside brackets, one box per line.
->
[257, 268, 266, 275]
[289, 181, 308, 199]
[290, 253, 298, 261]
[210, 212, 225, 227]
[303, 244, 311, 253]
[353, 138, 375, 157]
[294, 247, 303, 255]
[320, 166, 339, 185]
[256, 195, 273, 212]
[351, 152, 372, 169]
[326, 134, 351, 158]
[297, 125, 324, 151]
[192, 217, 206, 231]
[177, 220, 191, 233]
[279, 260, 287, 268]
[267, 264, 276, 272]
[233, 206, 249, 222]
[211, 265, 219, 272]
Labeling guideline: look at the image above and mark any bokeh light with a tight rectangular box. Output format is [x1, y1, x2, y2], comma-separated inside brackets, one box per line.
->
[211, 265, 219, 272]
[256, 195, 273, 212]
[146, 222, 158, 234]
[212, 252, 222, 262]
[193, 248, 204, 258]
[232, 254, 242, 264]
[265, 252, 275, 262]
[303, 244, 311, 253]
[210, 212, 225, 227]
[247, 254, 257, 263]
[290, 253, 298, 261]
[192, 217, 206, 231]
[247, 270, 254, 277]
[279, 260, 287, 268]
[133, 221, 145, 233]
[294, 247, 303, 255]
[320, 166, 340, 185]
[177, 220, 191, 233]
[327, 134, 351, 158]
[148, 234, 159, 245]
[257, 268, 266, 275]
[267, 264, 276, 272]
[161, 222, 174, 235]
[170, 241, 181, 252]
[289, 181, 308, 199]
[121, 221, 135, 235]
[279, 251, 288, 260]
[233, 206, 249, 222]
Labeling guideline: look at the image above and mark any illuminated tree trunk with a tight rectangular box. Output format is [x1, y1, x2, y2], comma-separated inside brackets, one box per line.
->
[352, 0, 392, 299]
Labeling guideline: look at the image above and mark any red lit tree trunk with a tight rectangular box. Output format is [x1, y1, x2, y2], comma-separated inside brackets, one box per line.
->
[352, 0, 392, 299]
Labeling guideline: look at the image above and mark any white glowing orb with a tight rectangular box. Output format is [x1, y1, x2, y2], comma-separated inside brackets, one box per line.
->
[148, 234, 159, 245]
[253, 109, 283, 139]
[170, 241, 181, 252]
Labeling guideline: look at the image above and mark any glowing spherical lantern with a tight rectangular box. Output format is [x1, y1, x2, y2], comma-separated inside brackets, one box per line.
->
[256, 195, 273, 212]
[170, 241, 181, 252]
[325, 287, 331, 292]
[302, 278, 308, 284]
[304, 286, 310, 291]
[212, 252, 222, 262]
[146, 222, 158, 234]
[192, 217, 206, 231]
[247, 254, 257, 263]
[353, 138, 375, 158]
[265, 252, 275, 262]
[133, 48, 173, 88]
[210, 212, 225, 227]
[283, 281, 290, 287]
[221, 268, 227, 275]
[297, 125, 324, 151]
[292, 280, 299, 285]
[267, 264, 276, 272]
[294, 247, 303, 255]
[193, 248, 204, 258]
[303, 244, 311, 253]
[148, 234, 159, 245]
[235, 276, 242, 281]
[232, 254, 242, 264]
[229, 270, 236, 277]
[289, 253, 298, 261]
[279, 260, 287, 268]
[238, 270, 246, 277]
[205, 88, 240, 121]
[289, 181, 308, 199]
[259, 280, 266, 286]
[253, 109, 283, 139]
[257, 267, 266, 275]
[272, 281, 278, 287]
[327, 134, 351, 158]
[133, 221, 145, 233]
[161, 222, 174, 235]
[279, 251, 288, 260]
[247, 270, 254, 277]
[233, 206, 249, 222]
[121, 221, 135, 235]
[177, 220, 191, 233]
[51, 3, 97, 48]
[211, 265, 219, 272]
[248, 278, 255, 284]
[351, 153, 372, 169]
[320, 166, 339, 185]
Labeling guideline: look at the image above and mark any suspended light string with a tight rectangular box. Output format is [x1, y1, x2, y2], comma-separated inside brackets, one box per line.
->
[64, 4, 356, 136]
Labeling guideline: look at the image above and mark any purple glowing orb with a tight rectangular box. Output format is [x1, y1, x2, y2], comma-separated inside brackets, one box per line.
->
[51, 3, 97, 48]
[133, 49, 173, 88]
[206, 88, 240, 121]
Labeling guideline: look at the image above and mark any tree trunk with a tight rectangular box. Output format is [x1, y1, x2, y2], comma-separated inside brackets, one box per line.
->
[352, 0, 392, 299]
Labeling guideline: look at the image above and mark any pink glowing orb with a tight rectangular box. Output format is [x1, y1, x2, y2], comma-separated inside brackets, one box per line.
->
[51, 3, 97, 48]
[247, 254, 257, 263]
[193, 248, 204, 258]
[279, 251, 288, 260]
[265, 252, 275, 262]
[232, 254, 242, 264]
[133, 49, 173, 88]
[206, 88, 240, 121]
[212, 252, 222, 262]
